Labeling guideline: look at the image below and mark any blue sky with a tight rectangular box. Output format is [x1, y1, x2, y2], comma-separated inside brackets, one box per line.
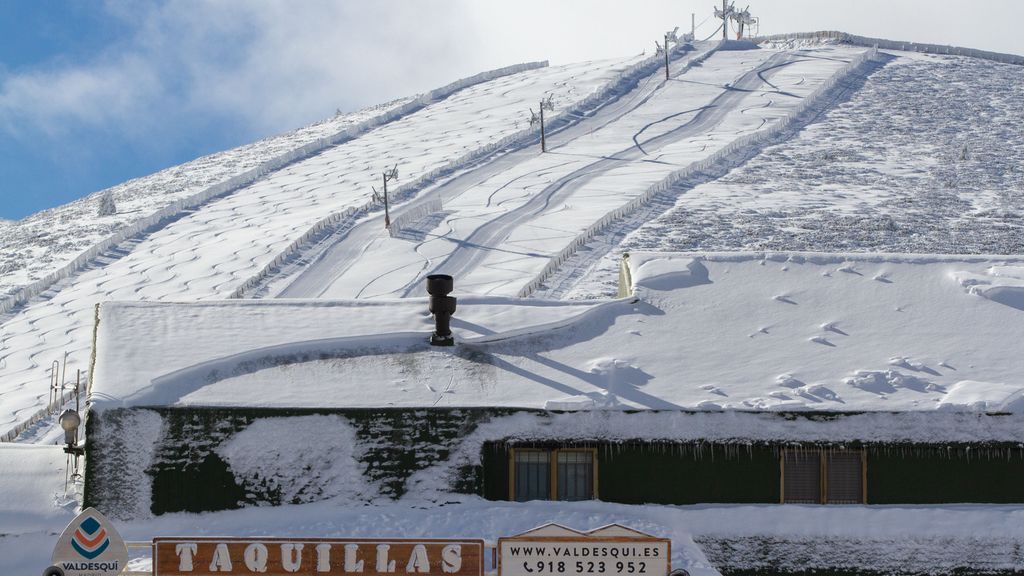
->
[2, 1, 1022, 221]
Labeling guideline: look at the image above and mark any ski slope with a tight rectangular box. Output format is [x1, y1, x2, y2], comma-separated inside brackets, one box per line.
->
[0, 97, 414, 301]
[277, 44, 869, 300]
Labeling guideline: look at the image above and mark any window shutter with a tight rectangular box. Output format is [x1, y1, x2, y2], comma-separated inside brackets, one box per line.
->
[826, 451, 864, 504]
[783, 450, 822, 503]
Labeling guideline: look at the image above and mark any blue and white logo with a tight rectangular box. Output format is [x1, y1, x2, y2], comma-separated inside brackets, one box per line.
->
[51, 507, 128, 576]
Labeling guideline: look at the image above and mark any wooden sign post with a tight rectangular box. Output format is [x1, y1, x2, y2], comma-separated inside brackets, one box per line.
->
[498, 524, 670, 576]
[153, 538, 484, 576]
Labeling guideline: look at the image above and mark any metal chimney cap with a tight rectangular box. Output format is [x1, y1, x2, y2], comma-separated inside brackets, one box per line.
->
[59, 409, 81, 432]
[426, 274, 454, 296]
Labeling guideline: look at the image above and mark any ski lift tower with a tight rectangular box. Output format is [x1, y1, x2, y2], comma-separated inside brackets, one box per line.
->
[713, 1, 735, 40]
[731, 5, 758, 40]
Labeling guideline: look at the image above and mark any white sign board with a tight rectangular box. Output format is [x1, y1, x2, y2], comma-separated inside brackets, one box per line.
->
[50, 507, 129, 576]
[498, 524, 670, 576]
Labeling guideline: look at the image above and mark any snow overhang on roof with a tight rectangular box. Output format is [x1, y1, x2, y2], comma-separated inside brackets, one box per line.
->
[92, 253, 1024, 418]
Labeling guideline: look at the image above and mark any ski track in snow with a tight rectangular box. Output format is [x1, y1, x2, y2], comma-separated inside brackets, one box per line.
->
[265, 44, 714, 299]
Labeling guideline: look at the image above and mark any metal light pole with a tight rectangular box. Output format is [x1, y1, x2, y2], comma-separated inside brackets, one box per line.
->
[539, 101, 546, 153]
[381, 172, 391, 228]
[372, 164, 399, 229]
[531, 96, 554, 153]
[722, 0, 729, 39]
[664, 32, 671, 79]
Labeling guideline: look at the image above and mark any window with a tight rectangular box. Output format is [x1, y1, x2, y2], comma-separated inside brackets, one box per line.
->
[782, 449, 865, 504]
[513, 450, 550, 502]
[557, 450, 594, 501]
[510, 448, 597, 501]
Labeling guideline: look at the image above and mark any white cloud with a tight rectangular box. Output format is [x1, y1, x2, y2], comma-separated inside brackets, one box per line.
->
[0, 54, 161, 138]
[151, 1, 488, 133]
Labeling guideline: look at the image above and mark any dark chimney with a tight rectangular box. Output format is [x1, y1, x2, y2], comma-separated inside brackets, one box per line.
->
[426, 274, 456, 346]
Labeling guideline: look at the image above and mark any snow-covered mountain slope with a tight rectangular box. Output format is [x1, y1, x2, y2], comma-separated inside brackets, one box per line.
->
[0, 97, 411, 300]
[0, 55, 640, 439]
[562, 49, 1024, 299]
[628, 51, 1024, 253]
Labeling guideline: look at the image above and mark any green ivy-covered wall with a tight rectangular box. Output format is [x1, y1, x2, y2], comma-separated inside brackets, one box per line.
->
[85, 406, 501, 517]
[86, 407, 1024, 519]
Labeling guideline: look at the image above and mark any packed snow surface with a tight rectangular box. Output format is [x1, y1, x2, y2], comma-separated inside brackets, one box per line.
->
[0, 445, 75, 532]
[92, 254, 1024, 415]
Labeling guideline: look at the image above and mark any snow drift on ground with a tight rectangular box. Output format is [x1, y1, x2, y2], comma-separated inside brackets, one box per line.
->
[0, 445, 75, 533]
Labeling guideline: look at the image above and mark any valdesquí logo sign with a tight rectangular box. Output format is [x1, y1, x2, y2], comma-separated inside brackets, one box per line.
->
[48, 507, 129, 576]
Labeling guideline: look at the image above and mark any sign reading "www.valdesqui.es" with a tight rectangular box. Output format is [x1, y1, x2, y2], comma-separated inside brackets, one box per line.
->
[153, 539, 485, 576]
[498, 524, 670, 576]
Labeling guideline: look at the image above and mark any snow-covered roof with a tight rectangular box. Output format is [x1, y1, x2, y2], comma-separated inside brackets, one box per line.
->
[92, 252, 1024, 418]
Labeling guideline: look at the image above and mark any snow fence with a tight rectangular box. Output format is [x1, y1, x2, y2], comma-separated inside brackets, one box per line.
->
[0, 61, 547, 319]
[387, 197, 445, 238]
[230, 41, 719, 299]
[754, 30, 1024, 65]
[516, 45, 881, 297]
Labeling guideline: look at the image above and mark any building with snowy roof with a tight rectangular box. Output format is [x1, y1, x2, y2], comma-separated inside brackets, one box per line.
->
[84, 252, 1024, 519]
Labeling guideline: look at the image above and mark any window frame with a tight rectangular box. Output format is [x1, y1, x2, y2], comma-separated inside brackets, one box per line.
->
[508, 447, 599, 501]
[779, 447, 867, 504]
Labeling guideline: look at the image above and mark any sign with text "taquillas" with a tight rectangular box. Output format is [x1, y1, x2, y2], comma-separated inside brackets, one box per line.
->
[153, 538, 484, 576]
[498, 524, 670, 576]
